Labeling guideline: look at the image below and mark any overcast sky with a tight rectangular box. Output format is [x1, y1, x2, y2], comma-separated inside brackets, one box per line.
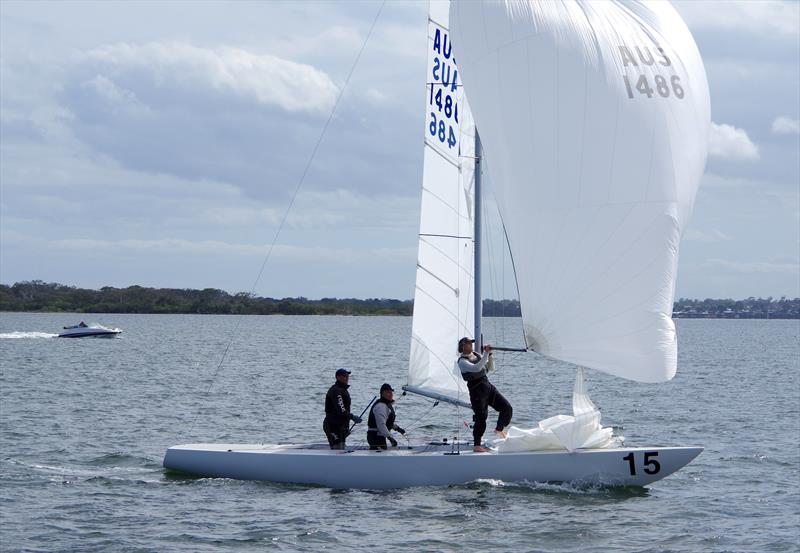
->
[1, 1, 798, 300]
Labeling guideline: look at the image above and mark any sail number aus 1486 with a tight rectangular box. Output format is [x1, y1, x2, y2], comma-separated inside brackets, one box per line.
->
[623, 451, 661, 475]
[428, 26, 461, 150]
[623, 74, 684, 99]
[618, 44, 685, 100]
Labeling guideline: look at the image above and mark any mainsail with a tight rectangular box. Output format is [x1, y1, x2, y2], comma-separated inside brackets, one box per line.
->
[450, 0, 710, 383]
[406, 0, 476, 408]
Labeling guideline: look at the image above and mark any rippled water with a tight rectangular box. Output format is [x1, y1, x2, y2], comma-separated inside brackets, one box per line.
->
[1, 313, 798, 552]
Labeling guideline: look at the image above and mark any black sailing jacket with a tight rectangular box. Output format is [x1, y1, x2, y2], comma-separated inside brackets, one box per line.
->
[324, 381, 351, 427]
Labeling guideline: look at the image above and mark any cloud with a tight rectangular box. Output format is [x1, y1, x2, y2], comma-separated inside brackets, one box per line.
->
[699, 172, 798, 207]
[708, 122, 759, 161]
[703, 258, 799, 275]
[58, 46, 331, 197]
[85, 42, 339, 114]
[772, 116, 800, 135]
[675, 0, 799, 37]
[41, 38, 422, 201]
[46, 236, 414, 264]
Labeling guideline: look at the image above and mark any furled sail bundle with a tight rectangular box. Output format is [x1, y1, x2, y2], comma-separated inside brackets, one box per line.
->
[450, 0, 710, 383]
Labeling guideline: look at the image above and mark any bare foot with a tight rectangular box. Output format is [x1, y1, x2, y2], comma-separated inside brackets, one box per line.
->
[494, 429, 508, 439]
[473, 445, 491, 453]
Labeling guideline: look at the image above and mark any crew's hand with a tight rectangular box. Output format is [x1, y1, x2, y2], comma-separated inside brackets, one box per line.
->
[351, 414, 363, 424]
[395, 426, 406, 435]
[483, 344, 493, 353]
[389, 437, 398, 447]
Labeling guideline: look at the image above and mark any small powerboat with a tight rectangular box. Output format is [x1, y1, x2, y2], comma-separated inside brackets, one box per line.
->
[58, 322, 122, 338]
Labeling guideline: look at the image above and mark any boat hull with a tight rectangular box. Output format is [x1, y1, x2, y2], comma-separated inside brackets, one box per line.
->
[163, 443, 702, 489]
[58, 328, 121, 338]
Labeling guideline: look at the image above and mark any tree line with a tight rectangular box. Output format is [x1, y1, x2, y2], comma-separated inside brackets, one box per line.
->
[0, 281, 798, 318]
[0, 281, 411, 315]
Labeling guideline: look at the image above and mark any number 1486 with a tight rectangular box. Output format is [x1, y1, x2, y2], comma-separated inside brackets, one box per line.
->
[623, 73, 684, 99]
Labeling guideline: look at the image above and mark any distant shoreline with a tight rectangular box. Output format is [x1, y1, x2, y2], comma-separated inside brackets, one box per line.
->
[1, 281, 798, 318]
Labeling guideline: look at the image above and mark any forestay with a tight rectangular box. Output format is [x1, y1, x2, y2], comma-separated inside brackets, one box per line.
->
[450, 1, 710, 383]
[406, 0, 476, 408]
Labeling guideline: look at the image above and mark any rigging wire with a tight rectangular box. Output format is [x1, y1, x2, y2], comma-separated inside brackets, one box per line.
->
[189, 0, 387, 433]
[403, 398, 440, 433]
[480, 171, 512, 387]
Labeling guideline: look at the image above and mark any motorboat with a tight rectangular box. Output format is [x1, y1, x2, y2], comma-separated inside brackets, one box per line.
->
[58, 322, 122, 338]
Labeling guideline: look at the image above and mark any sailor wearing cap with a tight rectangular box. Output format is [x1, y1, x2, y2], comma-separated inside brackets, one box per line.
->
[323, 368, 363, 449]
[366, 383, 406, 450]
[457, 337, 513, 452]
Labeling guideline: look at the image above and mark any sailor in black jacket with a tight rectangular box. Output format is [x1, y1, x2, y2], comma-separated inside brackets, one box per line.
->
[323, 368, 362, 449]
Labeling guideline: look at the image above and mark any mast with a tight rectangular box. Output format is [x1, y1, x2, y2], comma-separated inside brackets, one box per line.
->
[473, 130, 482, 347]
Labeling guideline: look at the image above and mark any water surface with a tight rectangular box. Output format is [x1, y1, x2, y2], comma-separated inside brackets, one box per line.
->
[1, 314, 798, 551]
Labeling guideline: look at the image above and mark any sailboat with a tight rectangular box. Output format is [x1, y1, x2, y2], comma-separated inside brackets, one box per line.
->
[164, 0, 710, 489]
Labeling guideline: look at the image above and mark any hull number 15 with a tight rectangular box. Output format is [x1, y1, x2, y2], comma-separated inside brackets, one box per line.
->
[623, 451, 661, 475]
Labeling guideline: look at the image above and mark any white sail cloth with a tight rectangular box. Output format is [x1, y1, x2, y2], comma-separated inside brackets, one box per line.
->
[450, 1, 710, 383]
[407, 0, 476, 407]
[495, 369, 620, 453]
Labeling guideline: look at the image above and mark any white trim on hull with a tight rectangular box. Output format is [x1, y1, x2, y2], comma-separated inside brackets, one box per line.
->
[163, 444, 702, 489]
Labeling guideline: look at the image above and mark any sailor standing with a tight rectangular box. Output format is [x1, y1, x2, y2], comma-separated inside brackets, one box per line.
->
[366, 383, 406, 450]
[457, 337, 513, 452]
[323, 368, 362, 449]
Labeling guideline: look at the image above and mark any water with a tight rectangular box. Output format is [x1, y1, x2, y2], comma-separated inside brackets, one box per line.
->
[1, 313, 798, 552]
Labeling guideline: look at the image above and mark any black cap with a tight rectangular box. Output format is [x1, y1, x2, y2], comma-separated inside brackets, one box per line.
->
[335, 368, 351, 377]
[458, 337, 475, 352]
[380, 383, 394, 393]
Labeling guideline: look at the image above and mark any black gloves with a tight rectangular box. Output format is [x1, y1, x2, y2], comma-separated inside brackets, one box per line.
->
[395, 426, 406, 435]
[350, 414, 363, 424]
[389, 437, 398, 447]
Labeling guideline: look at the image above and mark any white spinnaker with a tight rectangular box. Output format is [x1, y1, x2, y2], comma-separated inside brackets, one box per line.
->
[450, 0, 710, 383]
[407, 0, 476, 407]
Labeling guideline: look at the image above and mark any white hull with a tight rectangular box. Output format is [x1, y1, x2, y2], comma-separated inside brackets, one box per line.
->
[58, 326, 121, 338]
[163, 443, 702, 489]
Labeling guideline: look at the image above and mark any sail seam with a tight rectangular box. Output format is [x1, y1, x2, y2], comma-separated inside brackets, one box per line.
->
[420, 233, 472, 240]
[420, 185, 470, 219]
[428, 16, 448, 33]
[417, 263, 458, 295]
[414, 285, 473, 336]
[409, 333, 468, 400]
[419, 236, 474, 277]
[425, 141, 460, 167]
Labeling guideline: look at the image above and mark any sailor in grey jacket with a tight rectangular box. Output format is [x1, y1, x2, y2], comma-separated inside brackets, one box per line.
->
[366, 383, 406, 449]
[457, 337, 512, 452]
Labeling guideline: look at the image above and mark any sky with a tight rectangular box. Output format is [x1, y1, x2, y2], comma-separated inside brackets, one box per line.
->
[1, 0, 798, 300]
